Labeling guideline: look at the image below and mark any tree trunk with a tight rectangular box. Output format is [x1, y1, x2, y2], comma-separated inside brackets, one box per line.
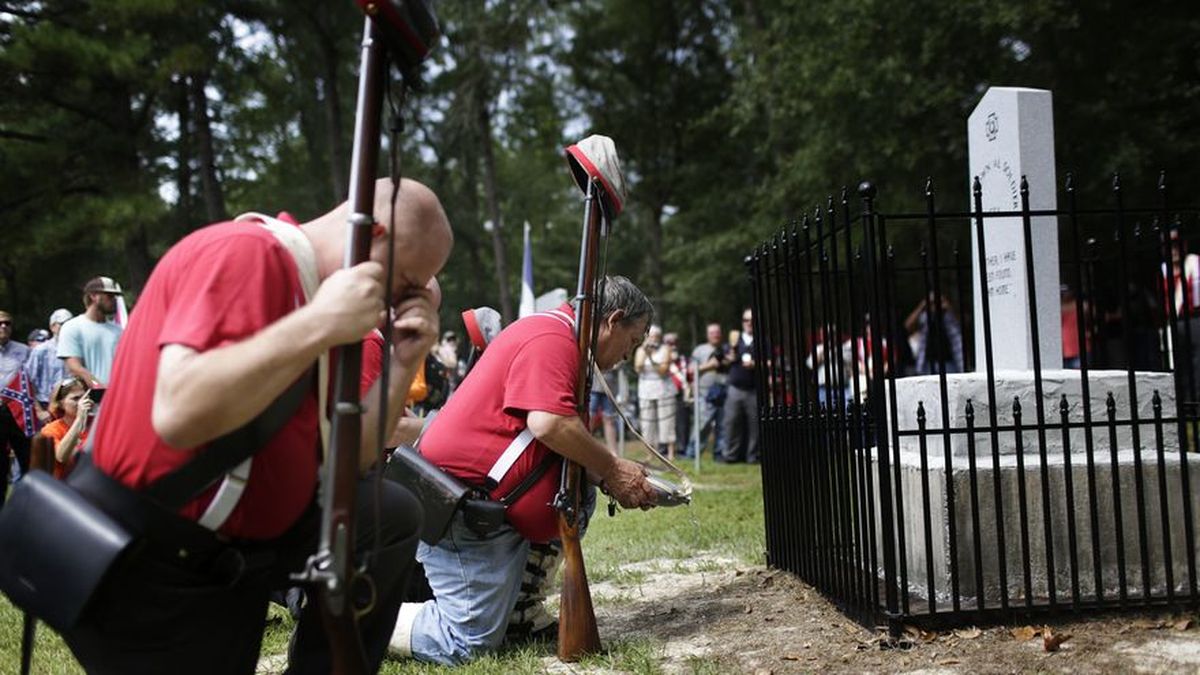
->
[645, 201, 666, 318]
[117, 85, 154, 293]
[123, 223, 153, 294]
[319, 39, 347, 201]
[740, 0, 778, 164]
[192, 73, 228, 223]
[0, 264, 18, 319]
[298, 88, 324, 204]
[458, 142, 489, 304]
[455, 228, 490, 304]
[175, 79, 195, 233]
[478, 102, 513, 323]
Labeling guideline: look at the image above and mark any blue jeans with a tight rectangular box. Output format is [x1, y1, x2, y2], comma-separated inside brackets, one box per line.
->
[409, 515, 530, 665]
[588, 391, 616, 418]
[409, 487, 596, 665]
[686, 393, 725, 458]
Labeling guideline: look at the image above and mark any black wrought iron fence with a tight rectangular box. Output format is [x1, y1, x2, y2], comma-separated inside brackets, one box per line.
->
[750, 173, 1200, 631]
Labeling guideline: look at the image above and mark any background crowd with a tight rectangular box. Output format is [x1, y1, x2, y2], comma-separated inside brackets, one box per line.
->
[0, 276, 126, 506]
[9, 254, 1197, 502]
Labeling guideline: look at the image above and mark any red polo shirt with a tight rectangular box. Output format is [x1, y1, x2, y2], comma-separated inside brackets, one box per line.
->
[419, 305, 580, 542]
[93, 219, 320, 540]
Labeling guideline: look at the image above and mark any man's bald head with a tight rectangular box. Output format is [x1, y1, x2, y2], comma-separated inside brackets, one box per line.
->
[368, 177, 453, 301]
[372, 177, 449, 242]
[304, 177, 453, 297]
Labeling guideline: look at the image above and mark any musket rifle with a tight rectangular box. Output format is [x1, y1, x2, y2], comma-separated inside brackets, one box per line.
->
[556, 136, 627, 662]
[290, 4, 437, 673]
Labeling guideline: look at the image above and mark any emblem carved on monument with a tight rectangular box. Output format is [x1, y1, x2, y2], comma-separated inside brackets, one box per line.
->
[985, 111, 999, 142]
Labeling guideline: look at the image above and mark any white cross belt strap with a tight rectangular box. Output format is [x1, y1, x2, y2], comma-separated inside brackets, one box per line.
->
[485, 429, 535, 489]
[483, 308, 577, 489]
[196, 461, 250, 530]
[196, 213, 327, 531]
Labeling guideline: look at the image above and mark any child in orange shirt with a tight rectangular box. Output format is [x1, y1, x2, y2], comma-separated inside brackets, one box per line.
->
[40, 376, 92, 478]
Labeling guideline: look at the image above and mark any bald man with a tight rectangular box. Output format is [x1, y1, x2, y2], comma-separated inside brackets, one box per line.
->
[61, 178, 453, 674]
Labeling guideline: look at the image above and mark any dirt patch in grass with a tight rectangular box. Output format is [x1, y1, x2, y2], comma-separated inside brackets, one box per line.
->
[572, 554, 1200, 673]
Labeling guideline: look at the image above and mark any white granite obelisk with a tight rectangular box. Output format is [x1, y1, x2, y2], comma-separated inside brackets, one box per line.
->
[968, 87, 1062, 371]
[876, 87, 1191, 611]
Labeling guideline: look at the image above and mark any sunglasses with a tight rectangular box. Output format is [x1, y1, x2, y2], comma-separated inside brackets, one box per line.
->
[0, 321, 11, 327]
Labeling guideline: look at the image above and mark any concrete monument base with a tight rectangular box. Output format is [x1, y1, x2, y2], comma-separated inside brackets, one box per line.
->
[872, 370, 1194, 609]
[891, 370, 1179, 457]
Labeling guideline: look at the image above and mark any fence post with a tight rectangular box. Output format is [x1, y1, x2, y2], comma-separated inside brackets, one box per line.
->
[858, 181, 900, 631]
[746, 250, 770, 566]
[693, 353, 702, 473]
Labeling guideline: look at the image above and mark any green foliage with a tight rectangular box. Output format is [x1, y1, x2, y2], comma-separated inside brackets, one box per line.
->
[558, 0, 746, 326]
[2, 0, 1198, 339]
[730, 0, 1200, 209]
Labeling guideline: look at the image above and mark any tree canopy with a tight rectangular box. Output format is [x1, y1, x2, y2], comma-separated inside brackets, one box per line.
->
[2, 0, 1197, 343]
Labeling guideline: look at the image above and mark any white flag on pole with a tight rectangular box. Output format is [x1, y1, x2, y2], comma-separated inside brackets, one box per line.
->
[519, 221, 535, 318]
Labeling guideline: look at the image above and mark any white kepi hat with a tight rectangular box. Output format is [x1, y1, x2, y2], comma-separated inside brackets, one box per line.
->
[563, 134, 628, 220]
[462, 306, 502, 352]
[48, 308, 73, 327]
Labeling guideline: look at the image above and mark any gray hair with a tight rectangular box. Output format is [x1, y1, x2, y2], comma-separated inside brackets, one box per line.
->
[598, 275, 653, 325]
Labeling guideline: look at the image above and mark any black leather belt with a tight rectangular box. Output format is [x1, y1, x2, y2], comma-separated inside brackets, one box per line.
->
[68, 458, 242, 576]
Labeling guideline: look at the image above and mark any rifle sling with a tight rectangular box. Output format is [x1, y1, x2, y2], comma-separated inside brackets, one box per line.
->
[496, 452, 556, 507]
[145, 369, 313, 510]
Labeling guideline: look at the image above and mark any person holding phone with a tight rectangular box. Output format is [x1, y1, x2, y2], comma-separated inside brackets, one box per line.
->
[721, 308, 759, 464]
[39, 377, 93, 479]
[635, 324, 676, 459]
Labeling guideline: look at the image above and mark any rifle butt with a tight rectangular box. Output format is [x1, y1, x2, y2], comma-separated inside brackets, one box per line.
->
[556, 513, 601, 661]
[318, 593, 369, 675]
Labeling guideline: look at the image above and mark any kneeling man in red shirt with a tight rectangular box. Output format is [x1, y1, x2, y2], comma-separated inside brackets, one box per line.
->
[62, 177, 452, 674]
[389, 275, 658, 665]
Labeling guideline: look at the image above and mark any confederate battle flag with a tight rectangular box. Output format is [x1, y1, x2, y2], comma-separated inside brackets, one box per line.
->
[1, 371, 39, 437]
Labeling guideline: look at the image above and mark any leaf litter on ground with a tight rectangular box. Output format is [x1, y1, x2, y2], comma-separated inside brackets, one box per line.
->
[952, 626, 983, 640]
[1011, 625, 1040, 642]
[1042, 626, 1072, 653]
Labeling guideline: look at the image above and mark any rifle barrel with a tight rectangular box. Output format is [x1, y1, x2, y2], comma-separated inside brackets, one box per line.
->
[557, 178, 604, 661]
[317, 14, 385, 675]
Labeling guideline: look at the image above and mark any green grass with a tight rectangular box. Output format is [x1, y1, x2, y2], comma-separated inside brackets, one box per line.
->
[586, 456, 765, 581]
[0, 600, 83, 675]
[0, 456, 765, 674]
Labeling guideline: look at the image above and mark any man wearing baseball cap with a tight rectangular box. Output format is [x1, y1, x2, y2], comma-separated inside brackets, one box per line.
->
[26, 308, 73, 408]
[56, 277, 124, 391]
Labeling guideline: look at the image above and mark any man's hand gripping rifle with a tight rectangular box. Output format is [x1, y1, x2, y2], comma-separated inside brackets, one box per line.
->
[290, 4, 436, 674]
